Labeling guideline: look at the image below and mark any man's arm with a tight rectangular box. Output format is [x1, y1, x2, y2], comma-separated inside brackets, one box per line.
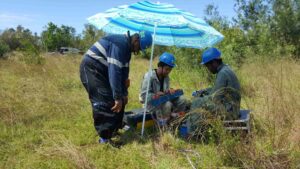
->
[139, 72, 155, 104]
[107, 44, 129, 112]
[107, 44, 129, 98]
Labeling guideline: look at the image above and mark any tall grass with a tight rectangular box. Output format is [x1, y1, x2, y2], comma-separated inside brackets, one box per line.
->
[0, 53, 299, 168]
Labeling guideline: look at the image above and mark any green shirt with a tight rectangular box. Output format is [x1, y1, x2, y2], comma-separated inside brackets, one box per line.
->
[191, 63, 241, 120]
[210, 63, 240, 95]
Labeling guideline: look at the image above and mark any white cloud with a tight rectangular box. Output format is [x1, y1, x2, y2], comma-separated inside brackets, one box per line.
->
[0, 13, 35, 22]
[0, 13, 40, 32]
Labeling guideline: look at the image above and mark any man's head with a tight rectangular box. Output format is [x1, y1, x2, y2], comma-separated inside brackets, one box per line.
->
[157, 52, 176, 77]
[201, 47, 222, 74]
[131, 30, 152, 55]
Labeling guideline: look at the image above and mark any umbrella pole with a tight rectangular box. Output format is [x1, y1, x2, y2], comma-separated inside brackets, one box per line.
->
[141, 23, 157, 137]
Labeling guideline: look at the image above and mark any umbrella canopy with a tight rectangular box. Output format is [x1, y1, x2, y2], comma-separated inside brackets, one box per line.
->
[87, 1, 224, 48]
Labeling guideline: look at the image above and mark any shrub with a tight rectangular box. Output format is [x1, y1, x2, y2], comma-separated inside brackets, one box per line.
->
[20, 40, 45, 65]
[0, 40, 10, 59]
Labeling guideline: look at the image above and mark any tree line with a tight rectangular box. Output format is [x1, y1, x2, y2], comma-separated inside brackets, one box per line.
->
[0, 23, 104, 57]
[0, 0, 299, 65]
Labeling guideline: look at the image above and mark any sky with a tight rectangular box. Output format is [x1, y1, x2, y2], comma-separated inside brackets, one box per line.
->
[0, 0, 236, 35]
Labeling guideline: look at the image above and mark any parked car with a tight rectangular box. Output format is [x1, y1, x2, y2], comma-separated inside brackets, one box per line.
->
[59, 47, 82, 55]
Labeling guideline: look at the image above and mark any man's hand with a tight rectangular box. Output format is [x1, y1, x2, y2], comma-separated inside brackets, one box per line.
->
[125, 79, 130, 89]
[156, 91, 165, 96]
[123, 96, 128, 106]
[167, 88, 176, 94]
[152, 91, 165, 99]
[111, 99, 123, 113]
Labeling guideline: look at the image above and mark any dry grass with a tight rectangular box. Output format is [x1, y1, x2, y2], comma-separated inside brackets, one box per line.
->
[240, 58, 300, 145]
[39, 135, 95, 169]
[0, 53, 299, 168]
[230, 58, 300, 168]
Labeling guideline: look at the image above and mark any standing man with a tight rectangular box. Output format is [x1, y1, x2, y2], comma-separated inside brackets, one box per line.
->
[80, 30, 152, 143]
[139, 52, 189, 126]
[190, 47, 241, 121]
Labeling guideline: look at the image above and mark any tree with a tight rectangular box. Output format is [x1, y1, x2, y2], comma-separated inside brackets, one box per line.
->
[0, 25, 39, 51]
[234, 0, 271, 31]
[204, 4, 230, 30]
[204, 4, 247, 66]
[41, 22, 77, 51]
[81, 24, 104, 50]
[271, 0, 300, 57]
[0, 28, 20, 50]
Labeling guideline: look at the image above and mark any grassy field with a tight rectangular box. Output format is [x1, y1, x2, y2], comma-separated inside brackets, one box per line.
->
[0, 53, 299, 169]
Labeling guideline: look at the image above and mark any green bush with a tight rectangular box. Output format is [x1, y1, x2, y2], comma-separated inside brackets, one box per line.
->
[20, 40, 45, 65]
[0, 40, 10, 59]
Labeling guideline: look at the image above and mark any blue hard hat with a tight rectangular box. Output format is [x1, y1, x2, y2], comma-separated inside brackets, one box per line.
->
[201, 47, 221, 64]
[159, 52, 176, 68]
[139, 31, 153, 51]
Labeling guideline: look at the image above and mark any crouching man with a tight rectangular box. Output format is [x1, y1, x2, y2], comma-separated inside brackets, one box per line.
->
[139, 52, 189, 126]
[187, 48, 241, 135]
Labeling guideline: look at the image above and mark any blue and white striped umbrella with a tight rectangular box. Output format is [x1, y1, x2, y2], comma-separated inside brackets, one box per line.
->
[87, 1, 224, 49]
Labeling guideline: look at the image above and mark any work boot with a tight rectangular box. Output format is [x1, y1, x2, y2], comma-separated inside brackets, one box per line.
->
[99, 137, 109, 144]
[99, 137, 124, 148]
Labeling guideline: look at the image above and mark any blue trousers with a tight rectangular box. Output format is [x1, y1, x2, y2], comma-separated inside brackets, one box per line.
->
[80, 56, 124, 139]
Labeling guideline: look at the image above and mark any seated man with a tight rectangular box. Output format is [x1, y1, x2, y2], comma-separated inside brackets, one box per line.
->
[139, 52, 189, 126]
[190, 47, 241, 121]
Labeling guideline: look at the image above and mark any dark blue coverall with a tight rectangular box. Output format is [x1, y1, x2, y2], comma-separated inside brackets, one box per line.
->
[80, 33, 131, 139]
